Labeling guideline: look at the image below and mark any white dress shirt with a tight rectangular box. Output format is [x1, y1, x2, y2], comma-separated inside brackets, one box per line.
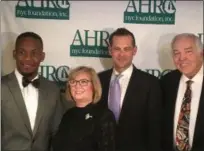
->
[15, 69, 39, 131]
[108, 64, 133, 109]
[174, 64, 203, 148]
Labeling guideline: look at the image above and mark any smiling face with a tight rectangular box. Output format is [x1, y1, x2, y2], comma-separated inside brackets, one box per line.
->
[69, 72, 93, 106]
[172, 36, 203, 78]
[13, 37, 45, 80]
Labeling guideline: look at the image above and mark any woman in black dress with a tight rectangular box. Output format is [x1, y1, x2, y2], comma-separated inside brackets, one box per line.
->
[52, 66, 116, 151]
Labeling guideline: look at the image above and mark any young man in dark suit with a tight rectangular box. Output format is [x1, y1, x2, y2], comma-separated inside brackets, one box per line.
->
[161, 33, 204, 151]
[98, 28, 162, 151]
[1, 32, 65, 151]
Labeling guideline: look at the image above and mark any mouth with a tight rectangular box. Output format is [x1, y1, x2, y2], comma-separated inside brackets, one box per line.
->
[23, 64, 33, 68]
[117, 58, 126, 62]
[75, 91, 84, 95]
[180, 63, 189, 68]
[21, 63, 34, 68]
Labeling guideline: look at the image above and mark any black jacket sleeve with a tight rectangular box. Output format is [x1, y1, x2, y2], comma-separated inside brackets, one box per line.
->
[95, 109, 116, 151]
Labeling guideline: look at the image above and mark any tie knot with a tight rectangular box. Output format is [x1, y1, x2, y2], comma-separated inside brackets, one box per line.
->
[110, 74, 122, 87]
[186, 80, 193, 87]
[22, 77, 40, 88]
[115, 74, 122, 80]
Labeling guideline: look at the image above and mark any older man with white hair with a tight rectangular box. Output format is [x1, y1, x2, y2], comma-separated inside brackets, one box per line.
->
[161, 33, 204, 151]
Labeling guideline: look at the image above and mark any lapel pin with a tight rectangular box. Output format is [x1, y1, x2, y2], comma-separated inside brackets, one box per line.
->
[85, 113, 93, 120]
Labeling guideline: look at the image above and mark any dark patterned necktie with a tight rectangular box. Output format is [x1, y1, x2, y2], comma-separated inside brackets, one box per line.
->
[22, 77, 40, 88]
[176, 80, 193, 151]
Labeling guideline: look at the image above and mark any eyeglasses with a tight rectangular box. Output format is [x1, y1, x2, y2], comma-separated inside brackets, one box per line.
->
[68, 79, 91, 87]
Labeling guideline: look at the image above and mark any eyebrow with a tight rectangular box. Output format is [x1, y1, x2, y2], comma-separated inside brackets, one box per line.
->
[113, 46, 133, 49]
[173, 46, 193, 52]
[18, 48, 42, 52]
[71, 79, 90, 81]
[184, 46, 193, 50]
[124, 46, 133, 49]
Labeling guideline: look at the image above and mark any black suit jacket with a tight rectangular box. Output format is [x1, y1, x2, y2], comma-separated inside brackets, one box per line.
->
[160, 70, 204, 151]
[98, 66, 162, 151]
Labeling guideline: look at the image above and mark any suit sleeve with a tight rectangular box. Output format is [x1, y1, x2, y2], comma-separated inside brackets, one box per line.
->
[51, 89, 65, 136]
[49, 88, 65, 151]
[51, 113, 68, 151]
[147, 78, 162, 151]
[97, 110, 116, 151]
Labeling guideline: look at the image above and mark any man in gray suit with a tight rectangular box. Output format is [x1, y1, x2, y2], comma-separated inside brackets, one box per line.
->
[1, 32, 65, 151]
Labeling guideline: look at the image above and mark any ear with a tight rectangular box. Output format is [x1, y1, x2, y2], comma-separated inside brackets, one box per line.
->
[13, 49, 17, 60]
[108, 46, 112, 56]
[203, 49, 204, 57]
[133, 46, 137, 55]
[41, 52, 45, 62]
[199, 49, 204, 56]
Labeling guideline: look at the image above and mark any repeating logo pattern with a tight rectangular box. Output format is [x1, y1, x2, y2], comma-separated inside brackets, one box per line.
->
[124, 0, 176, 24]
[15, 0, 70, 20]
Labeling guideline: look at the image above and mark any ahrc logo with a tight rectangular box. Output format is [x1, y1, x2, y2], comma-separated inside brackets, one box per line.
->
[15, 0, 70, 20]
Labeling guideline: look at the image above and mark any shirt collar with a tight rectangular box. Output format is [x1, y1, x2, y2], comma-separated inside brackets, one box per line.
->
[182, 64, 203, 83]
[113, 64, 133, 78]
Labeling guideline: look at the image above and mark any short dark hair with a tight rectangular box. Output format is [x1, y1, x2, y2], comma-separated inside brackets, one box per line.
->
[15, 32, 43, 49]
[109, 28, 136, 47]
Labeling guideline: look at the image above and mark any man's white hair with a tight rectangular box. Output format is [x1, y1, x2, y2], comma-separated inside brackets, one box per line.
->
[171, 33, 203, 53]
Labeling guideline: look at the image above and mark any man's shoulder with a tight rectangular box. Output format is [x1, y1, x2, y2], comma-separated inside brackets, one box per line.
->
[1, 74, 9, 81]
[134, 68, 159, 82]
[39, 76, 60, 90]
[160, 69, 180, 81]
[98, 69, 112, 78]
[1, 72, 14, 84]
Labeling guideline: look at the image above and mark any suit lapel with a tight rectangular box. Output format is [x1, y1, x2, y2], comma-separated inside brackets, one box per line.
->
[118, 67, 144, 123]
[166, 71, 181, 147]
[168, 71, 181, 123]
[193, 75, 204, 148]
[7, 72, 33, 135]
[33, 77, 47, 137]
[101, 69, 112, 106]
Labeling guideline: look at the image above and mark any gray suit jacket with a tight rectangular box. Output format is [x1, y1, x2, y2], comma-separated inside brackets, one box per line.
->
[1, 72, 64, 151]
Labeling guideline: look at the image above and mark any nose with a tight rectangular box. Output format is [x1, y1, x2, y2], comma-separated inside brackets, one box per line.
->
[179, 52, 187, 61]
[118, 50, 125, 56]
[24, 53, 32, 60]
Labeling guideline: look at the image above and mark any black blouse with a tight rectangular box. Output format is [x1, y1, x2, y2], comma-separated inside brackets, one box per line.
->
[52, 103, 116, 151]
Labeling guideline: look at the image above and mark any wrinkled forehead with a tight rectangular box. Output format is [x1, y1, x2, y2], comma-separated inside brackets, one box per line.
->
[172, 37, 197, 50]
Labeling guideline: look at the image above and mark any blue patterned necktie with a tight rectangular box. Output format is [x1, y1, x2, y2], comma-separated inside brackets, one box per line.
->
[108, 74, 122, 121]
[176, 80, 193, 151]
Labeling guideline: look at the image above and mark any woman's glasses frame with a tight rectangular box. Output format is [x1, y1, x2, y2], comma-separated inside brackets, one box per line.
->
[68, 79, 92, 87]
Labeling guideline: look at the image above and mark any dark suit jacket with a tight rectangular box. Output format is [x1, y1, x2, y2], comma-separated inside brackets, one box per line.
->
[1, 72, 65, 151]
[98, 66, 162, 151]
[160, 70, 204, 151]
